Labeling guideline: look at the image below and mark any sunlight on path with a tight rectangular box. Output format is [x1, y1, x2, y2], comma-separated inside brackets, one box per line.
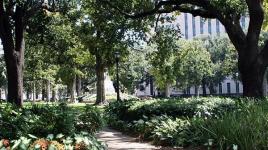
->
[97, 128, 159, 150]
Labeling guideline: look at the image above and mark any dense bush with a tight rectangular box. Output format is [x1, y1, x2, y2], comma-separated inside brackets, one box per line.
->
[105, 97, 238, 147]
[195, 101, 268, 150]
[0, 103, 104, 139]
[106, 97, 237, 122]
[106, 97, 268, 149]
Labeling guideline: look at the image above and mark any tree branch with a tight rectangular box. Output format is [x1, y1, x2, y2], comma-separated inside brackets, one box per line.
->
[260, 40, 268, 65]
[246, 0, 264, 50]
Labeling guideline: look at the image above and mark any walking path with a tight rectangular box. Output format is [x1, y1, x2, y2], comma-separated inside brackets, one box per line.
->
[97, 128, 159, 150]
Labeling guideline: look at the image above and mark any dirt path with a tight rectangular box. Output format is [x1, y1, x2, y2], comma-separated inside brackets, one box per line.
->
[97, 128, 159, 150]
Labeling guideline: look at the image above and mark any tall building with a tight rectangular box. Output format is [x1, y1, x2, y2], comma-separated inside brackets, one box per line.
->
[178, 13, 248, 39]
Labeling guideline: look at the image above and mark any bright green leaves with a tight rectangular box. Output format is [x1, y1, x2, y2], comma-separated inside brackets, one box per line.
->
[174, 39, 213, 87]
[148, 26, 180, 89]
[263, 1, 268, 31]
[210, 0, 247, 16]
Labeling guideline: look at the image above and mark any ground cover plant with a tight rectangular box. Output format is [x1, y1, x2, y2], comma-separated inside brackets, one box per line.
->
[105, 97, 268, 149]
[0, 103, 106, 150]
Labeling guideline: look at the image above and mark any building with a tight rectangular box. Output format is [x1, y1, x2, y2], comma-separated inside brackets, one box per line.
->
[136, 13, 252, 97]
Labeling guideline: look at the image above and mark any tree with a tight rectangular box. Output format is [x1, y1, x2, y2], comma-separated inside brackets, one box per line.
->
[174, 39, 213, 95]
[77, 0, 148, 104]
[200, 35, 238, 94]
[103, 0, 268, 97]
[0, 0, 74, 106]
[148, 25, 180, 97]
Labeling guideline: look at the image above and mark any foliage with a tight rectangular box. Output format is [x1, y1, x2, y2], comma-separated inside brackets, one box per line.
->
[174, 39, 213, 88]
[105, 97, 237, 147]
[0, 132, 106, 150]
[0, 104, 104, 139]
[263, 1, 268, 31]
[148, 25, 180, 90]
[76, 105, 105, 133]
[195, 101, 268, 150]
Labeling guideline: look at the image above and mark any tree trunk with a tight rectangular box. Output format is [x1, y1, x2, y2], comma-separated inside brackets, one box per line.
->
[165, 83, 171, 98]
[46, 80, 50, 102]
[202, 78, 207, 96]
[76, 76, 82, 97]
[95, 55, 105, 105]
[52, 88, 56, 102]
[0, 89, 2, 100]
[70, 75, 76, 103]
[208, 83, 216, 95]
[263, 68, 268, 96]
[239, 64, 266, 97]
[42, 81, 45, 101]
[0, 6, 25, 107]
[33, 81, 36, 103]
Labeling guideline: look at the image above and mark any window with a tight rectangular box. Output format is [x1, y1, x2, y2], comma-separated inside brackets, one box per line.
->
[216, 20, 220, 35]
[208, 19, 212, 34]
[219, 83, 222, 94]
[192, 16, 196, 37]
[200, 17, 204, 34]
[184, 14, 188, 39]
[236, 82, 239, 94]
[227, 83, 231, 94]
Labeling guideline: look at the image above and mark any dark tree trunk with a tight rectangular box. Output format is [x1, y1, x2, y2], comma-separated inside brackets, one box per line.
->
[32, 81, 36, 103]
[52, 89, 56, 102]
[42, 80, 45, 100]
[46, 80, 50, 102]
[70, 75, 76, 103]
[208, 84, 216, 95]
[0, 6, 25, 106]
[76, 76, 82, 97]
[239, 57, 266, 97]
[202, 78, 207, 96]
[95, 54, 105, 105]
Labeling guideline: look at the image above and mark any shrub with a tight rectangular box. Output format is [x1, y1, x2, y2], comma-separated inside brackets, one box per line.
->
[196, 101, 268, 150]
[106, 97, 237, 123]
[0, 103, 104, 139]
[76, 105, 105, 133]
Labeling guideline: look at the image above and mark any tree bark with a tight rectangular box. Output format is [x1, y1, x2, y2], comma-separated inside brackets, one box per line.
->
[32, 81, 36, 103]
[0, 6, 25, 106]
[239, 60, 266, 97]
[52, 88, 56, 102]
[70, 75, 76, 103]
[46, 80, 50, 102]
[208, 83, 216, 95]
[76, 76, 82, 97]
[165, 83, 171, 98]
[42, 81, 45, 101]
[95, 54, 106, 105]
[202, 78, 207, 96]
[263, 68, 268, 96]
